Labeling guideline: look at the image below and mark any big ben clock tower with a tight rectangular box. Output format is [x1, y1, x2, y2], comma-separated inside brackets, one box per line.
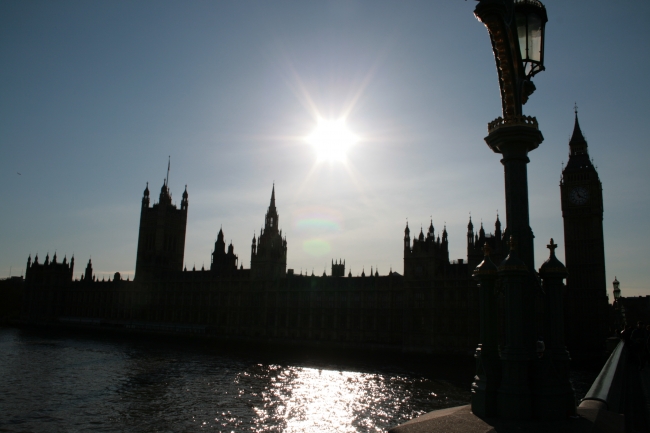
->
[560, 109, 608, 352]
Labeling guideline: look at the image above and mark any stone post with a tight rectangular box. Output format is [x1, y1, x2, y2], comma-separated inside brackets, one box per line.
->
[497, 236, 535, 420]
[471, 244, 500, 417]
[534, 238, 576, 419]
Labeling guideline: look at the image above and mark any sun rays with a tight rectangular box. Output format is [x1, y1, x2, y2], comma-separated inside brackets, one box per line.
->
[306, 118, 358, 163]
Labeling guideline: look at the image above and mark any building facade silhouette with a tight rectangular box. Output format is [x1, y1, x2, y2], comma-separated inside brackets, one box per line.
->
[20, 114, 609, 353]
[22, 178, 502, 353]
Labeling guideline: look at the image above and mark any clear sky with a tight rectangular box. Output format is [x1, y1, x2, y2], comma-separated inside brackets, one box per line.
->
[1, 1, 648, 298]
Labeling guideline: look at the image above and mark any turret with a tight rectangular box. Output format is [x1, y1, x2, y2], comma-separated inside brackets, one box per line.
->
[142, 182, 150, 207]
[84, 258, 93, 282]
[404, 222, 411, 251]
[418, 227, 425, 242]
[467, 216, 475, 247]
[26, 254, 32, 269]
[251, 232, 257, 255]
[495, 213, 502, 240]
[211, 228, 238, 273]
[159, 180, 172, 206]
[215, 227, 226, 255]
[181, 185, 189, 210]
[428, 219, 435, 240]
[442, 225, 449, 262]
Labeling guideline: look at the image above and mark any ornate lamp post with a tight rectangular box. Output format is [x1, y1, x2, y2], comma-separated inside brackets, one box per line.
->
[473, 0, 548, 420]
[474, 0, 547, 270]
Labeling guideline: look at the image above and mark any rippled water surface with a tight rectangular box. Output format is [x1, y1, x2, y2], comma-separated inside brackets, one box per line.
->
[0, 328, 473, 432]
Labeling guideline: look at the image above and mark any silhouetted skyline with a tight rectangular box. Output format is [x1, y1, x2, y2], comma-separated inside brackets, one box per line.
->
[1, 1, 649, 296]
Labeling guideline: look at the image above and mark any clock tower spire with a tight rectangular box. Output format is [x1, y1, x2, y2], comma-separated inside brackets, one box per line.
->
[560, 108, 608, 352]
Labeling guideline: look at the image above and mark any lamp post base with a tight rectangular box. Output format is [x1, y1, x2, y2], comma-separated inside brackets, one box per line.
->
[471, 346, 500, 417]
[498, 359, 533, 420]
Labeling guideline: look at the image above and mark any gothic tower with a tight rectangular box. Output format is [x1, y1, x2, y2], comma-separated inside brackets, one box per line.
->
[560, 111, 608, 351]
[211, 227, 238, 275]
[250, 185, 287, 279]
[331, 259, 345, 277]
[403, 220, 449, 279]
[466, 214, 506, 272]
[134, 162, 188, 281]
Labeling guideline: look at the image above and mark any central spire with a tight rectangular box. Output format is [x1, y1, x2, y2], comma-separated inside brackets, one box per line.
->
[265, 184, 279, 232]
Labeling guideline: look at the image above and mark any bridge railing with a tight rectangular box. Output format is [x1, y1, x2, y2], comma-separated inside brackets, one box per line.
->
[579, 340, 627, 413]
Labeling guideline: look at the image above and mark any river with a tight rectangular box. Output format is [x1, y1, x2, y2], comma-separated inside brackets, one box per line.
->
[0, 327, 597, 432]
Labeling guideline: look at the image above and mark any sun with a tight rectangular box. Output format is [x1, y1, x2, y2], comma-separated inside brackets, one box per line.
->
[307, 118, 358, 163]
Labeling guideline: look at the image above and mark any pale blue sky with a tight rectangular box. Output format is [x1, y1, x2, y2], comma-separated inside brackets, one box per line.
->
[1, 1, 648, 297]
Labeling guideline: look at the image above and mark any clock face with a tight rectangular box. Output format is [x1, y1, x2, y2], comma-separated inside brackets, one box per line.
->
[569, 186, 589, 205]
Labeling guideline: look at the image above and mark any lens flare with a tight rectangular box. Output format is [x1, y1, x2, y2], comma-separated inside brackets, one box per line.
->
[306, 118, 358, 163]
[302, 239, 331, 256]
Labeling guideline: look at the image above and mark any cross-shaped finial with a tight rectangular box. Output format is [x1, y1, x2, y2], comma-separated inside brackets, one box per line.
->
[482, 243, 491, 257]
[574, 102, 578, 115]
[547, 238, 557, 254]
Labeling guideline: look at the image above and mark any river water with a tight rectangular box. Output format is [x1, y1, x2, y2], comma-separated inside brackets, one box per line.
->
[0, 327, 597, 433]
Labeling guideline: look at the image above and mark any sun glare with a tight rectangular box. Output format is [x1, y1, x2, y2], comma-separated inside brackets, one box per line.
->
[307, 118, 358, 163]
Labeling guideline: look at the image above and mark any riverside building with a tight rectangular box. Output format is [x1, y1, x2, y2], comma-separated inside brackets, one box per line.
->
[20, 116, 607, 354]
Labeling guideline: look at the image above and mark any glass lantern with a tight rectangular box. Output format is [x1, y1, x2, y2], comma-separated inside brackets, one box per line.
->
[514, 0, 548, 78]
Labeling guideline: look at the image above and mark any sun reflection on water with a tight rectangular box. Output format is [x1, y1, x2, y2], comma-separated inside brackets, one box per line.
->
[243, 365, 466, 433]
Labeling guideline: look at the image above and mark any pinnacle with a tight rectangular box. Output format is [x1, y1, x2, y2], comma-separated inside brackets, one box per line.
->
[569, 111, 588, 155]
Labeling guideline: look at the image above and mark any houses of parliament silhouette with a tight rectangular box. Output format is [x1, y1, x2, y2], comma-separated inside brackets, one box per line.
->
[21, 114, 608, 353]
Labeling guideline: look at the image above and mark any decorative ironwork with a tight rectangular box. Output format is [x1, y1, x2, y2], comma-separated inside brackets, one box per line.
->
[487, 115, 538, 133]
[475, 0, 547, 120]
